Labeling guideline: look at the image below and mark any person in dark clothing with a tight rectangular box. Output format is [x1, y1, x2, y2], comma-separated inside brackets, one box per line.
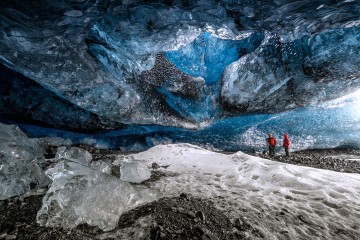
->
[283, 134, 291, 157]
[267, 133, 277, 157]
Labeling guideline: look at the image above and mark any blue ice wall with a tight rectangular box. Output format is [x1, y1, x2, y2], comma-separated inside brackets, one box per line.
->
[155, 32, 264, 122]
[1, 0, 360, 149]
[16, 93, 360, 153]
[156, 86, 215, 122]
[165, 32, 264, 84]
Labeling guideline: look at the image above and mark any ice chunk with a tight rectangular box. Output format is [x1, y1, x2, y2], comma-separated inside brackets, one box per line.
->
[40, 137, 73, 147]
[37, 161, 160, 231]
[90, 160, 112, 175]
[120, 161, 151, 183]
[0, 123, 50, 200]
[0, 123, 44, 163]
[55, 146, 92, 166]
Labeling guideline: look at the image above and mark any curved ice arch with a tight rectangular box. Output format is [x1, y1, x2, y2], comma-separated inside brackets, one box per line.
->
[86, 3, 244, 75]
[221, 27, 360, 113]
[0, 0, 359, 129]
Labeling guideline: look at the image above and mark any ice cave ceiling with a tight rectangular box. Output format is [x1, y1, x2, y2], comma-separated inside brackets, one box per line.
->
[0, 0, 360, 150]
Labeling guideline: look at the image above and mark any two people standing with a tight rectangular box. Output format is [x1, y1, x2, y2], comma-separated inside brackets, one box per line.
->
[267, 133, 291, 157]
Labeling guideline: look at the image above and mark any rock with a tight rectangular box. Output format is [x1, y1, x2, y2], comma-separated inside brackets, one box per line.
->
[194, 226, 205, 235]
[150, 226, 162, 240]
[196, 211, 206, 221]
[202, 233, 218, 240]
[179, 193, 188, 200]
[152, 162, 160, 169]
[177, 207, 185, 212]
[5, 234, 17, 240]
[234, 217, 252, 231]
[187, 211, 196, 219]
[297, 214, 309, 224]
[234, 218, 243, 228]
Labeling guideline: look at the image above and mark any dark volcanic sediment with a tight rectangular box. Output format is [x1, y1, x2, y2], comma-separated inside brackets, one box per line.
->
[257, 148, 360, 174]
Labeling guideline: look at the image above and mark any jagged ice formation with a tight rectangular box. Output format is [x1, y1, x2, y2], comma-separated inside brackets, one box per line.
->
[0, 0, 360, 150]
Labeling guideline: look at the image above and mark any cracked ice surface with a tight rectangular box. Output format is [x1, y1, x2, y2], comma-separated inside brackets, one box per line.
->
[90, 160, 112, 175]
[0, 123, 50, 200]
[0, 1, 359, 129]
[37, 161, 160, 231]
[221, 27, 360, 113]
[55, 146, 93, 166]
[0, 0, 241, 128]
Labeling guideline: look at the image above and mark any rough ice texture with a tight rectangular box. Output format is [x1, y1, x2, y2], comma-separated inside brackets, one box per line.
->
[37, 161, 160, 231]
[0, 0, 359, 129]
[0, 123, 50, 200]
[120, 161, 151, 183]
[221, 27, 360, 113]
[17, 90, 360, 153]
[90, 160, 112, 175]
[40, 137, 73, 147]
[55, 146, 93, 166]
[0, 64, 123, 131]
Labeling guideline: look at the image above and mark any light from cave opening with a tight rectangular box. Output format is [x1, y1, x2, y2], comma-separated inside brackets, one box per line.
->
[351, 90, 360, 120]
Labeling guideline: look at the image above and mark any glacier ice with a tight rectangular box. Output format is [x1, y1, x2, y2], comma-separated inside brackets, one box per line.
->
[165, 32, 264, 84]
[40, 137, 73, 147]
[55, 146, 92, 166]
[0, 0, 359, 130]
[120, 161, 151, 183]
[0, 64, 124, 131]
[221, 27, 360, 113]
[37, 161, 160, 231]
[15, 89, 360, 153]
[0, 0, 241, 128]
[90, 160, 112, 175]
[0, 123, 50, 200]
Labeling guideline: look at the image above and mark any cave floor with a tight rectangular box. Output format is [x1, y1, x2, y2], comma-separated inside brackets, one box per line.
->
[1, 147, 359, 240]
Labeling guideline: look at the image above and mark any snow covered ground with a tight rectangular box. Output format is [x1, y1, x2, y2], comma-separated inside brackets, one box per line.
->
[118, 143, 360, 239]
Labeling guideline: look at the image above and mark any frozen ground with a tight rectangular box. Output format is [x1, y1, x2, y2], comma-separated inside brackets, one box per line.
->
[1, 142, 360, 239]
[327, 155, 360, 162]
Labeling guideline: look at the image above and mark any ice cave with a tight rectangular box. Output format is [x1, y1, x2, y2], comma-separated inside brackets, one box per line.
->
[0, 0, 360, 239]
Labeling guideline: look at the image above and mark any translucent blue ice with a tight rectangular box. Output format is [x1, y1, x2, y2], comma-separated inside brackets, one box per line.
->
[165, 32, 264, 84]
[0, 0, 360, 136]
[16, 92, 360, 153]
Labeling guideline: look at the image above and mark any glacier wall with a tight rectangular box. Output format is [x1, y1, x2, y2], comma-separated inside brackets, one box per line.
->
[16, 91, 360, 153]
[0, 0, 360, 150]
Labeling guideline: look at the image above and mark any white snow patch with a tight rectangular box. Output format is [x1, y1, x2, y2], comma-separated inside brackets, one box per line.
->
[122, 143, 360, 239]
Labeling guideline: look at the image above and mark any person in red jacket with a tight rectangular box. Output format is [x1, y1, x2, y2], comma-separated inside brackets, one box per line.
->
[267, 133, 277, 157]
[283, 134, 291, 157]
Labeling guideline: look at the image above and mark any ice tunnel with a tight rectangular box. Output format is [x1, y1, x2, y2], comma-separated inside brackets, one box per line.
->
[1, 0, 360, 152]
